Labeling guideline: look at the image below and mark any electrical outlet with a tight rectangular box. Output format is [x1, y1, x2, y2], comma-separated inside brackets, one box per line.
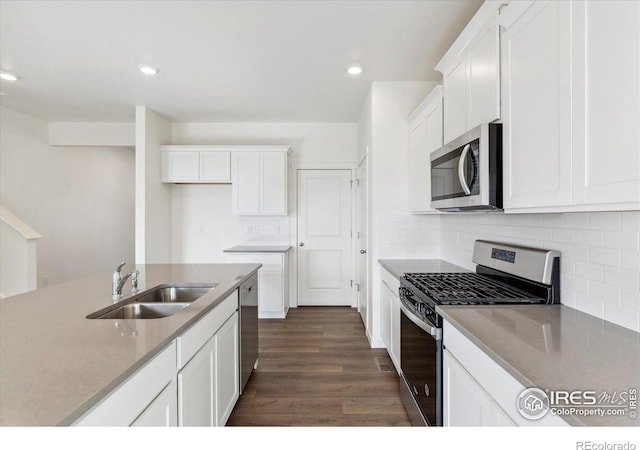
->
[43, 275, 49, 286]
[199, 225, 205, 233]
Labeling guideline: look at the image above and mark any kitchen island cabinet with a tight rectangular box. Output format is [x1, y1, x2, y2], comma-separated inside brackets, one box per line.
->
[0, 264, 260, 426]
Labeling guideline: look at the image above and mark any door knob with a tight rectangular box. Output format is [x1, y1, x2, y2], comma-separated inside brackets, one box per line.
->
[360, 249, 367, 254]
[299, 242, 305, 247]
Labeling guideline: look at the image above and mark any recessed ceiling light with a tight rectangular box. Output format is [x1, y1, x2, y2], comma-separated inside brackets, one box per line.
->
[139, 65, 159, 76]
[347, 65, 363, 76]
[0, 72, 19, 81]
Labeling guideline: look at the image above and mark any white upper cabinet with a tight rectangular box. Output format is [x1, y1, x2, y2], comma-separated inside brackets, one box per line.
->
[501, 0, 572, 209]
[501, 0, 640, 212]
[232, 148, 289, 215]
[161, 146, 231, 183]
[571, 0, 640, 208]
[408, 86, 443, 213]
[437, 2, 501, 144]
[443, 59, 468, 144]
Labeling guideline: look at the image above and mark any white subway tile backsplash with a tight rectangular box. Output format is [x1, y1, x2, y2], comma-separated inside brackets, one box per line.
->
[563, 274, 589, 295]
[620, 251, 640, 271]
[438, 211, 640, 332]
[564, 213, 590, 230]
[532, 227, 553, 241]
[552, 228, 575, 244]
[574, 294, 605, 318]
[589, 247, 620, 268]
[603, 266, 639, 291]
[589, 212, 621, 231]
[621, 289, 640, 310]
[588, 281, 620, 305]
[543, 214, 564, 228]
[620, 212, 640, 232]
[562, 244, 589, 263]
[604, 231, 639, 251]
[575, 261, 604, 282]
[603, 304, 640, 332]
[575, 229, 604, 247]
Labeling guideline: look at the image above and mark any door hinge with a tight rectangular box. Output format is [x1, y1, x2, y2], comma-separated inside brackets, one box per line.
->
[350, 180, 354, 188]
[356, 178, 360, 187]
[350, 280, 353, 287]
[357, 231, 360, 239]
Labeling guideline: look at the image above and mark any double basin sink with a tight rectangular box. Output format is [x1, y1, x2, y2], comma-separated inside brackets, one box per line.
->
[87, 284, 218, 320]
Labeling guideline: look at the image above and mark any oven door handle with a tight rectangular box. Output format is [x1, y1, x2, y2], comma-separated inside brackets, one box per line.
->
[399, 302, 442, 341]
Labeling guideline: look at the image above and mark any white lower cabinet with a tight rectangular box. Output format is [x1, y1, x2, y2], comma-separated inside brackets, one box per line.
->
[178, 334, 217, 426]
[132, 381, 178, 427]
[225, 252, 289, 319]
[380, 266, 401, 373]
[215, 311, 239, 425]
[443, 320, 567, 427]
[443, 350, 515, 427]
[178, 311, 239, 427]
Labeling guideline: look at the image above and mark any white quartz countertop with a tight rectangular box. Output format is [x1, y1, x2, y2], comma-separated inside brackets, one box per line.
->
[438, 304, 640, 426]
[0, 263, 260, 426]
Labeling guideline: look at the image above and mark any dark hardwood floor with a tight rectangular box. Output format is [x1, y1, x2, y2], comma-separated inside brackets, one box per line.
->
[227, 306, 411, 426]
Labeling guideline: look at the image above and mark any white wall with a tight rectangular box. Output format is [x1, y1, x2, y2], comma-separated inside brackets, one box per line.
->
[440, 211, 640, 332]
[365, 81, 440, 347]
[0, 107, 135, 287]
[169, 122, 357, 264]
[135, 107, 172, 264]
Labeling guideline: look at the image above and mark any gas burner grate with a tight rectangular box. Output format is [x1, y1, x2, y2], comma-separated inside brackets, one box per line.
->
[403, 272, 542, 305]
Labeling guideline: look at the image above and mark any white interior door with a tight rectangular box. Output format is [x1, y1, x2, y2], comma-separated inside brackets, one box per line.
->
[297, 169, 352, 306]
[356, 159, 368, 325]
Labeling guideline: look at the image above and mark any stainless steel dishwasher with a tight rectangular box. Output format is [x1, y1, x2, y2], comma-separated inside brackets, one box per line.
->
[239, 272, 258, 393]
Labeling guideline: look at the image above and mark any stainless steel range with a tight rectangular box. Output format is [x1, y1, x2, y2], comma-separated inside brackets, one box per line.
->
[398, 240, 561, 426]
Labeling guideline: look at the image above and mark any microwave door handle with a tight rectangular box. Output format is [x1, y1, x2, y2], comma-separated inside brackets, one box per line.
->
[458, 143, 472, 195]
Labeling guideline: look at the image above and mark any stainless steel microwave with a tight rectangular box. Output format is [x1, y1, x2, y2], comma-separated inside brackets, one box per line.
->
[430, 123, 502, 212]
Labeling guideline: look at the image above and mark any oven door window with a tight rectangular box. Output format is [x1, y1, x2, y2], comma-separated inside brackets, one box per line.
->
[431, 139, 480, 200]
[400, 310, 441, 426]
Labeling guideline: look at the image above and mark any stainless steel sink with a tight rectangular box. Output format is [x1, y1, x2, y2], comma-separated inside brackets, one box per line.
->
[87, 283, 217, 320]
[133, 284, 217, 304]
[94, 302, 190, 319]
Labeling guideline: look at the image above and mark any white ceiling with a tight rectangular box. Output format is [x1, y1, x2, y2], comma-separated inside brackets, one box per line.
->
[0, 0, 482, 123]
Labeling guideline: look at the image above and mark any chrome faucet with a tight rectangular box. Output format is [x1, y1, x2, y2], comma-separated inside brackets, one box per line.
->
[112, 262, 139, 301]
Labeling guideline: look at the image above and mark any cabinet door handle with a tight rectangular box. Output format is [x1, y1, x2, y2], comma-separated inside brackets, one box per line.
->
[360, 249, 367, 254]
[299, 242, 304, 247]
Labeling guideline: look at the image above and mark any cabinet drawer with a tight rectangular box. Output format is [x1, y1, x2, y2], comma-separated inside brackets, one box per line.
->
[225, 253, 284, 266]
[74, 341, 177, 426]
[177, 291, 238, 369]
[380, 267, 400, 293]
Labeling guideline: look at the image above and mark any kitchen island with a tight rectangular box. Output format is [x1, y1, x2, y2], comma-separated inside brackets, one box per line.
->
[0, 263, 260, 426]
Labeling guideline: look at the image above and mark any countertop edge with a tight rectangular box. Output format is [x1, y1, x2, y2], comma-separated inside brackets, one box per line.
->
[56, 264, 262, 426]
[437, 306, 581, 427]
[223, 246, 291, 253]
